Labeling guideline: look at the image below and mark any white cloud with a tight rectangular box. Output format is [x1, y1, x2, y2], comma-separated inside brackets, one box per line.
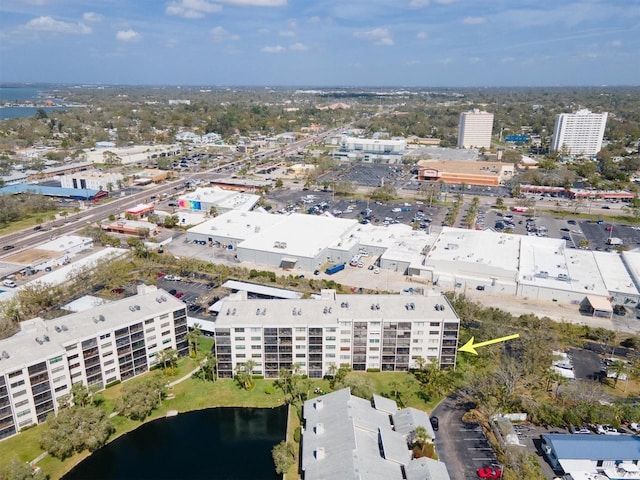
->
[261, 45, 285, 53]
[307, 16, 321, 23]
[116, 29, 141, 42]
[290, 42, 308, 51]
[462, 16, 487, 25]
[279, 30, 295, 37]
[82, 12, 103, 22]
[219, 0, 286, 5]
[440, 57, 453, 64]
[416, 31, 428, 40]
[436, 0, 456, 3]
[609, 40, 622, 47]
[25, 16, 92, 34]
[409, 0, 429, 7]
[211, 26, 239, 41]
[166, 0, 222, 19]
[468, 57, 482, 64]
[354, 28, 393, 46]
[501, 57, 515, 63]
[23, 0, 47, 5]
[258, 28, 270, 34]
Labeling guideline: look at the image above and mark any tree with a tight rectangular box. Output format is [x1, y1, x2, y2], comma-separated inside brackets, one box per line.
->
[164, 215, 179, 228]
[275, 178, 284, 188]
[40, 406, 114, 460]
[235, 360, 255, 390]
[199, 351, 218, 382]
[272, 441, 295, 475]
[413, 425, 430, 448]
[209, 206, 218, 217]
[186, 322, 202, 356]
[1, 458, 47, 480]
[116, 376, 166, 421]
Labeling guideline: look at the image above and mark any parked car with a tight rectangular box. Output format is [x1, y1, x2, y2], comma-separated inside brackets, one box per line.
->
[629, 423, 640, 432]
[175, 292, 184, 299]
[168, 289, 177, 296]
[569, 426, 591, 434]
[165, 275, 182, 281]
[430, 416, 439, 431]
[2, 245, 15, 251]
[476, 285, 485, 291]
[596, 424, 621, 435]
[477, 467, 502, 479]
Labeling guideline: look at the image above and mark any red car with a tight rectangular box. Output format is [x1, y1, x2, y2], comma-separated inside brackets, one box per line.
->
[478, 467, 502, 479]
[175, 292, 184, 299]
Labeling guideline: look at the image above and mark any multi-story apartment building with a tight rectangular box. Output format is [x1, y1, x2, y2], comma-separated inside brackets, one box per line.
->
[0, 285, 188, 441]
[457, 109, 494, 149]
[214, 290, 459, 379]
[551, 109, 608, 157]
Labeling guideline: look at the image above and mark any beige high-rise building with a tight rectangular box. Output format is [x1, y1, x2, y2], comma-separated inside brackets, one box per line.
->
[457, 109, 494, 149]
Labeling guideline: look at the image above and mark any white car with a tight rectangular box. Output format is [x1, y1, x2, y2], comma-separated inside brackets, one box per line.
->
[596, 424, 621, 435]
[373, 268, 381, 274]
[630, 423, 640, 432]
[165, 275, 182, 281]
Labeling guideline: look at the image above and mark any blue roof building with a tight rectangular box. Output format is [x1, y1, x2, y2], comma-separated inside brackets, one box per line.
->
[541, 434, 640, 476]
[0, 184, 107, 201]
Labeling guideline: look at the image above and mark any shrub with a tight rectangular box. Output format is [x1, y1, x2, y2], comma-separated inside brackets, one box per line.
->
[293, 426, 301, 443]
[366, 368, 380, 373]
[264, 386, 274, 395]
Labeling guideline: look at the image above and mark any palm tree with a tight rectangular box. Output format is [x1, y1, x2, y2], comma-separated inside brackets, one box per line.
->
[414, 426, 430, 447]
[201, 351, 218, 382]
[609, 360, 628, 390]
[156, 349, 169, 374]
[191, 323, 202, 355]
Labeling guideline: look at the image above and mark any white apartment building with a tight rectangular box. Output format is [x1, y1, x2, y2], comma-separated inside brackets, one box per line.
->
[214, 290, 459, 380]
[0, 286, 188, 441]
[551, 109, 608, 157]
[457, 109, 494, 149]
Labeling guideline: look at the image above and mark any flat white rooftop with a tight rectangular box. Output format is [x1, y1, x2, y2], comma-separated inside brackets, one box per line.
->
[427, 227, 520, 279]
[188, 210, 281, 242]
[593, 251, 639, 296]
[239, 213, 358, 259]
[36, 235, 92, 253]
[180, 187, 260, 211]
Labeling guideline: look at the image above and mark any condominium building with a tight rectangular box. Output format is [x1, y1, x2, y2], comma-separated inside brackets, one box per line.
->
[302, 388, 450, 480]
[551, 109, 608, 157]
[214, 290, 459, 379]
[0, 286, 189, 441]
[457, 109, 494, 149]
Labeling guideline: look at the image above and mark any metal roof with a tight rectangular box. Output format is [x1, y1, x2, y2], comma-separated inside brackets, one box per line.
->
[543, 434, 640, 461]
[0, 184, 101, 199]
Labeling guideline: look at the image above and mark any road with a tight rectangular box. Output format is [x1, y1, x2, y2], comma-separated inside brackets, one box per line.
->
[433, 393, 499, 480]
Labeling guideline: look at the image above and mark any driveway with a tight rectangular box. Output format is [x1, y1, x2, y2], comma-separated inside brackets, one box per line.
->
[432, 393, 499, 480]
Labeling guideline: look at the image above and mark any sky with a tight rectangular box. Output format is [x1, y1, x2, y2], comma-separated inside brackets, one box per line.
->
[1, 0, 639, 87]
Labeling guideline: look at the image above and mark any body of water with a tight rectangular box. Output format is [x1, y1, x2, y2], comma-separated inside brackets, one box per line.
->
[62, 406, 288, 480]
[0, 86, 68, 120]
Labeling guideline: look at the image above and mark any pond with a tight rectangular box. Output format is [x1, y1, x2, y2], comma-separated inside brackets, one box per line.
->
[62, 406, 288, 480]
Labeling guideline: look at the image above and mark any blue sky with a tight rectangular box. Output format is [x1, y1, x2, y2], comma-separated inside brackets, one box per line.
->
[1, 0, 639, 87]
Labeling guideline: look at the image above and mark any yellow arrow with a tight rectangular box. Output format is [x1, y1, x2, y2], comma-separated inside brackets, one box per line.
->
[458, 334, 520, 355]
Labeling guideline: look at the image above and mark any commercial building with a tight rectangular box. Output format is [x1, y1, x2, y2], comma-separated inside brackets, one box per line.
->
[60, 170, 124, 191]
[541, 434, 640, 478]
[551, 109, 608, 157]
[417, 159, 515, 186]
[457, 109, 494, 149]
[0, 285, 188, 441]
[0, 184, 107, 201]
[302, 388, 450, 480]
[178, 187, 260, 215]
[333, 136, 407, 163]
[214, 289, 459, 379]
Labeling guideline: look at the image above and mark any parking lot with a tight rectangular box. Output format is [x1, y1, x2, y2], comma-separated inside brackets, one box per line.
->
[316, 162, 410, 188]
[157, 276, 217, 318]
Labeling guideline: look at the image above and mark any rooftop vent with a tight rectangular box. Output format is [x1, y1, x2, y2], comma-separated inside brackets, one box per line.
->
[99, 315, 106, 322]
[315, 423, 324, 435]
[315, 447, 325, 460]
[61, 325, 68, 331]
[315, 399, 323, 410]
[55, 325, 62, 333]
[292, 308, 298, 316]
[1, 351, 8, 359]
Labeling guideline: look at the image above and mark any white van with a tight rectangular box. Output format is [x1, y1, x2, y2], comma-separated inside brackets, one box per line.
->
[3, 280, 17, 288]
